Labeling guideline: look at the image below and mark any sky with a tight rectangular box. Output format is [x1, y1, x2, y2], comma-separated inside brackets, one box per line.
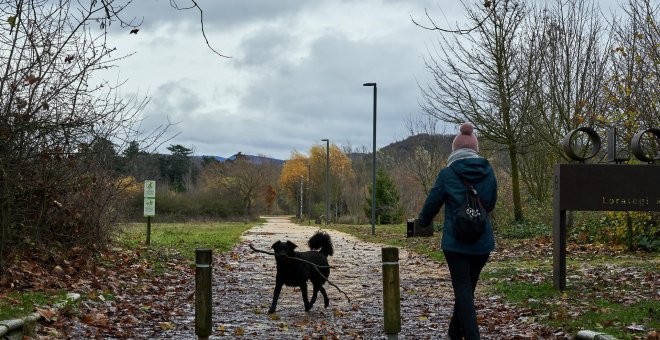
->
[103, 0, 624, 160]
[101, 0, 467, 160]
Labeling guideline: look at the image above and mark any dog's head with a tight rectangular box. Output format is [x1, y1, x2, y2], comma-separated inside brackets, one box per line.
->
[271, 240, 297, 260]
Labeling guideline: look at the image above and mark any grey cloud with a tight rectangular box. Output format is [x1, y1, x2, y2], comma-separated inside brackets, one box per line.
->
[144, 81, 202, 119]
[227, 31, 428, 157]
[233, 27, 293, 67]
[115, 0, 315, 31]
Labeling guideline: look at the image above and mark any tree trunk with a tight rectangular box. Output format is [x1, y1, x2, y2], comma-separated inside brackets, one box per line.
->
[508, 145, 524, 221]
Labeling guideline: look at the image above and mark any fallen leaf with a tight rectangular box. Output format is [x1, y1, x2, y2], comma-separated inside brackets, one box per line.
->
[159, 322, 175, 330]
[36, 308, 57, 322]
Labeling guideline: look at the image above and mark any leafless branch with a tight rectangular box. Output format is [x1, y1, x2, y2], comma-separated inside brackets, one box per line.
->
[411, 0, 497, 34]
[170, 0, 231, 58]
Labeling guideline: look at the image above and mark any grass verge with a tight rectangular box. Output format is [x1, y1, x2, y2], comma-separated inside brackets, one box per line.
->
[325, 221, 659, 339]
[117, 221, 257, 261]
[480, 249, 658, 339]
[0, 291, 69, 321]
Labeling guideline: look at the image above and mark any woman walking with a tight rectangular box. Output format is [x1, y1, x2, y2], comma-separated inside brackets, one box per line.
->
[417, 123, 497, 340]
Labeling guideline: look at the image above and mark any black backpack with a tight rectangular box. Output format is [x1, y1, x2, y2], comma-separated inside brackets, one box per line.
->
[450, 167, 487, 244]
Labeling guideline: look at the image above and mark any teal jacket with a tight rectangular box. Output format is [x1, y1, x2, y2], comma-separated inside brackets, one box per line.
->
[417, 158, 497, 255]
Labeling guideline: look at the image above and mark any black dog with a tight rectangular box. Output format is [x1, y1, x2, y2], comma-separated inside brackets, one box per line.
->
[268, 231, 333, 314]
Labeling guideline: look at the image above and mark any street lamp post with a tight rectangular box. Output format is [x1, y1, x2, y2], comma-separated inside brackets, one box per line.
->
[363, 82, 377, 236]
[307, 162, 311, 222]
[299, 175, 303, 223]
[321, 139, 330, 225]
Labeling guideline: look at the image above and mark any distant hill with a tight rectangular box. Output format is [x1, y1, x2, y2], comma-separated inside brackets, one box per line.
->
[226, 153, 285, 165]
[195, 134, 451, 165]
[349, 133, 452, 157]
[381, 133, 454, 159]
[194, 153, 284, 166]
[345, 133, 454, 168]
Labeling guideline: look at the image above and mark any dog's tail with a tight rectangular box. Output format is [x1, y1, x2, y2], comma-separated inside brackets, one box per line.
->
[308, 231, 333, 257]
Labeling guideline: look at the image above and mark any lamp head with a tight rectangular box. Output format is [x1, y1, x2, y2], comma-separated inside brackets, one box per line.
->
[363, 83, 376, 87]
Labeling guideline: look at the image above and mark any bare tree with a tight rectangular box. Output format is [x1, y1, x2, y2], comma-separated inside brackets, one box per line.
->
[403, 116, 450, 196]
[527, 0, 611, 159]
[0, 0, 166, 269]
[419, 0, 530, 220]
[222, 154, 280, 217]
[341, 143, 371, 223]
[604, 0, 659, 141]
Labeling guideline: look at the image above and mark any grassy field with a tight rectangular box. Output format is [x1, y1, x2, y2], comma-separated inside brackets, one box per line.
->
[323, 221, 659, 339]
[117, 220, 257, 261]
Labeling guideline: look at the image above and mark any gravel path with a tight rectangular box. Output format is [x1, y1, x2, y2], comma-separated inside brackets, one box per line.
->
[206, 216, 456, 339]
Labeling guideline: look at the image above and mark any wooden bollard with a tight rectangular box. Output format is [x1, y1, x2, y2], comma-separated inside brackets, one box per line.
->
[382, 247, 401, 337]
[195, 248, 212, 339]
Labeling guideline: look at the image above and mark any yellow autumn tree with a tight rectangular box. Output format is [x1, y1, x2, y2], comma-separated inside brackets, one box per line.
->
[278, 151, 309, 208]
[308, 143, 355, 221]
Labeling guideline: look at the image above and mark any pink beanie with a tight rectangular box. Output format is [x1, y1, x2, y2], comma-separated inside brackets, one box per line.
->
[452, 123, 479, 152]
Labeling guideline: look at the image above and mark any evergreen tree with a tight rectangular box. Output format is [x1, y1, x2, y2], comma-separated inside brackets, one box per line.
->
[364, 169, 404, 224]
[160, 144, 196, 192]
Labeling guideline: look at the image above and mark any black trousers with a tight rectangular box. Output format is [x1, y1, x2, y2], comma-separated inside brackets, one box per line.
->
[443, 250, 490, 340]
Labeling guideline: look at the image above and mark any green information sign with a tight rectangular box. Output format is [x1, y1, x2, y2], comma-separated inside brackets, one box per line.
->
[144, 180, 156, 217]
[144, 180, 156, 198]
[144, 197, 156, 217]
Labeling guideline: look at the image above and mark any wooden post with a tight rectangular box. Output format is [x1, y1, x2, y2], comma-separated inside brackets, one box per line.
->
[146, 216, 151, 246]
[195, 248, 212, 339]
[626, 212, 633, 251]
[382, 247, 400, 337]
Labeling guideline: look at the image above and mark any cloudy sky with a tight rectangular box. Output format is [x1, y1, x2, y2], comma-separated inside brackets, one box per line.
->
[99, 0, 471, 160]
[102, 0, 623, 160]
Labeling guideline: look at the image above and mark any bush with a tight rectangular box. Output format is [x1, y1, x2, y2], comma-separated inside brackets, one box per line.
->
[122, 186, 247, 222]
[584, 212, 660, 251]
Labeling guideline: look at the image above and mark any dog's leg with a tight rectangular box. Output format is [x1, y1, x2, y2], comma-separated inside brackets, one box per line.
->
[268, 282, 283, 314]
[309, 282, 322, 308]
[309, 287, 318, 308]
[319, 286, 329, 308]
[300, 282, 312, 311]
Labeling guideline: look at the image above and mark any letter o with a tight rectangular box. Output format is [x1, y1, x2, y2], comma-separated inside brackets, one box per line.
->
[631, 128, 660, 163]
[562, 127, 601, 162]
